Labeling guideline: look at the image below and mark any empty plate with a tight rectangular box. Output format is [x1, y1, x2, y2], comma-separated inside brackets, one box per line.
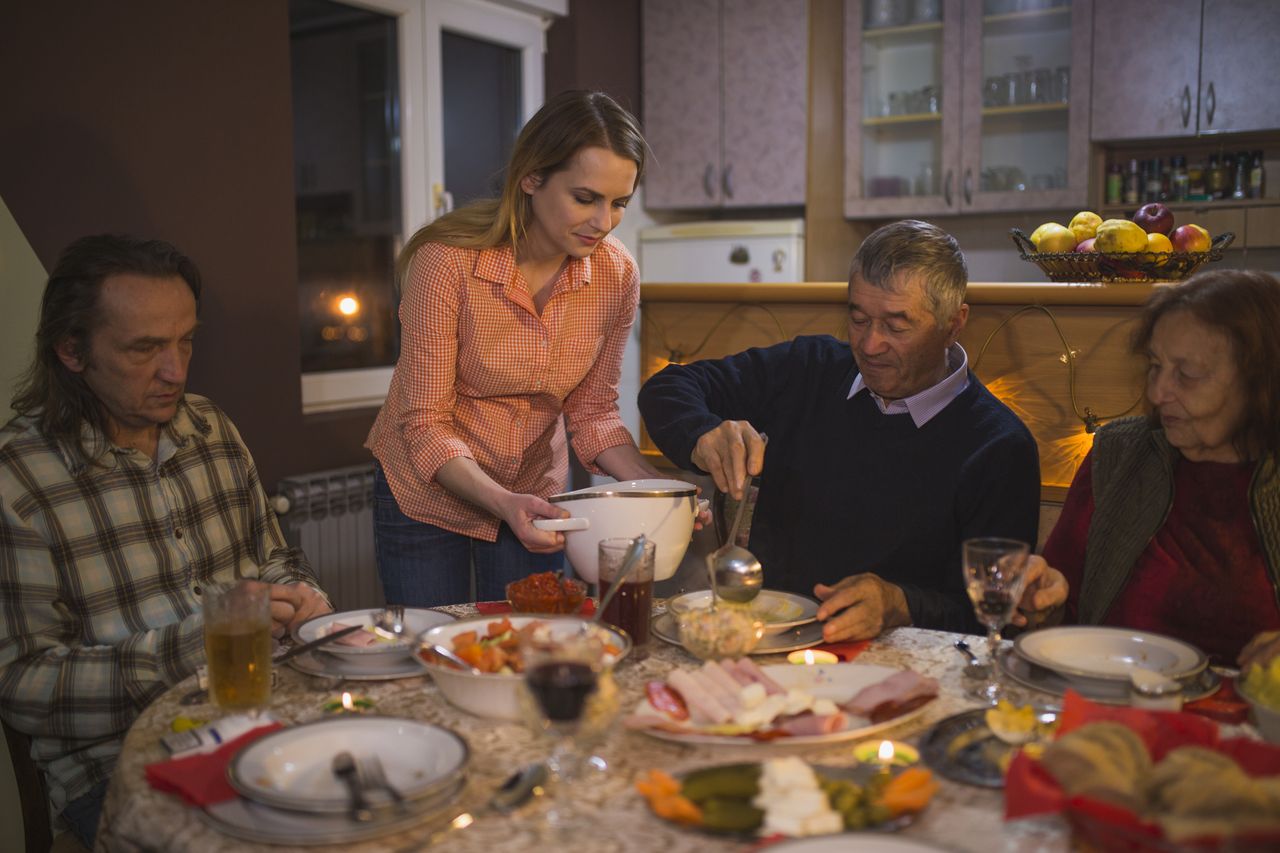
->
[999, 648, 1220, 705]
[228, 716, 468, 813]
[1014, 626, 1207, 683]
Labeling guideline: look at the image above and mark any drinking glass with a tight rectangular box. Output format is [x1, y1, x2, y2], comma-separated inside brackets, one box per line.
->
[960, 538, 1031, 704]
[203, 579, 273, 715]
[598, 538, 655, 654]
[518, 623, 620, 838]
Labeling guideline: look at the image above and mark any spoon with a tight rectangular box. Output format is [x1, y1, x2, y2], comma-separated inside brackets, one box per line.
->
[708, 435, 767, 604]
[953, 639, 990, 679]
[595, 535, 647, 621]
[372, 604, 406, 642]
[332, 751, 373, 822]
[423, 642, 484, 675]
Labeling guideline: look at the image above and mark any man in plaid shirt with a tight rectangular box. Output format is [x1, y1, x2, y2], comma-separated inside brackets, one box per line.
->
[0, 235, 330, 847]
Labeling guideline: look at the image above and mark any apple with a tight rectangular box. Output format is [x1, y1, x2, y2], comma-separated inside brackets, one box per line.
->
[1075, 237, 1097, 252]
[1170, 223, 1211, 253]
[1133, 202, 1175, 235]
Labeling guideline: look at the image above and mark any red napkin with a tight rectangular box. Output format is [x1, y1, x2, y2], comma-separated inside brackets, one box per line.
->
[145, 723, 282, 807]
[1004, 690, 1280, 850]
[476, 599, 595, 616]
[813, 640, 871, 661]
[1184, 675, 1250, 725]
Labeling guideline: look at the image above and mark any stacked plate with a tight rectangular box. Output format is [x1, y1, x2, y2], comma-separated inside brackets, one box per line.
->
[653, 589, 823, 655]
[203, 716, 469, 844]
[1000, 626, 1219, 705]
[289, 608, 454, 681]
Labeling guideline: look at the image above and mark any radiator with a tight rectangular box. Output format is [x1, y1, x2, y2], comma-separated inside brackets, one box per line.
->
[273, 463, 383, 613]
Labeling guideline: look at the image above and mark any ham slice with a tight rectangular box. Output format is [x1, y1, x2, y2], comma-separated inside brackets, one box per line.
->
[692, 666, 741, 712]
[731, 657, 786, 695]
[328, 623, 380, 647]
[774, 711, 849, 737]
[668, 669, 732, 725]
[842, 671, 938, 718]
[701, 660, 747, 699]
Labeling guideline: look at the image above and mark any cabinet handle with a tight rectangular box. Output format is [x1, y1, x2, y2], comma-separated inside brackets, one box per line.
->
[1180, 85, 1192, 128]
[1205, 81, 1216, 126]
[944, 170, 953, 206]
[703, 164, 715, 199]
[722, 163, 734, 200]
[963, 168, 973, 205]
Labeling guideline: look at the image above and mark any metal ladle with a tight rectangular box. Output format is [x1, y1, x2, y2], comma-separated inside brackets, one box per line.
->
[707, 436, 767, 604]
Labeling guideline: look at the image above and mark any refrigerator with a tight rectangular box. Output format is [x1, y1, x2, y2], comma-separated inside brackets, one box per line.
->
[638, 219, 806, 283]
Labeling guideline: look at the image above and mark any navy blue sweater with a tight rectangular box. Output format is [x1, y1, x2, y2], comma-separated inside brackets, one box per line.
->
[638, 335, 1041, 633]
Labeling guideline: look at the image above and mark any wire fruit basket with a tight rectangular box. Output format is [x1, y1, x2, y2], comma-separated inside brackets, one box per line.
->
[1011, 228, 1234, 283]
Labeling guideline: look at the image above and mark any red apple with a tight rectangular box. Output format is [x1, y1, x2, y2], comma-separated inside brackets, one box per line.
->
[1075, 237, 1097, 252]
[1170, 223, 1211, 253]
[1133, 202, 1175, 235]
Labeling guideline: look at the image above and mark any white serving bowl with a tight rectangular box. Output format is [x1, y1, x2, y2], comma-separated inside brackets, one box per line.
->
[532, 478, 698, 583]
[1238, 679, 1280, 744]
[413, 614, 631, 721]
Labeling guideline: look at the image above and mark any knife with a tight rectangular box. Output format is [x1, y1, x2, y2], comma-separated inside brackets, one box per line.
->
[275, 623, 366, 665]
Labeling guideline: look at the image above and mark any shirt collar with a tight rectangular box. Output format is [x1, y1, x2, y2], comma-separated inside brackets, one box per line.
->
[475, 244, 593, 300]
[847, 343, 970, 428]
[56, 396, 210, 475]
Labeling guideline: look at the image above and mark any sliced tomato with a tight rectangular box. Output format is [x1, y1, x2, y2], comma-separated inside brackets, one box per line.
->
[645, 681, 689, 720]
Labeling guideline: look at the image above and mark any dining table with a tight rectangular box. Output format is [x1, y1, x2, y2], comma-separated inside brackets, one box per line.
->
[93, 603, 1257, 853]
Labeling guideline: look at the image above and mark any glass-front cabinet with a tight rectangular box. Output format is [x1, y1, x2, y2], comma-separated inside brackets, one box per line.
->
[844, 0, 1092, 218]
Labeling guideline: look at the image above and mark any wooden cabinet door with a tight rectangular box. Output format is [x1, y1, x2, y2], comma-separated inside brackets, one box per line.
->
[1090, 0, 1200, 140]
[721, 0, 808, 207]
[642, 0, 723, 208]
[1199, 0, 1280, 134]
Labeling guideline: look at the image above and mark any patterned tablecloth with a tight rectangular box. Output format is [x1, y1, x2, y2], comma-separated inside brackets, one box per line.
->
[95, 607, 1243, 853]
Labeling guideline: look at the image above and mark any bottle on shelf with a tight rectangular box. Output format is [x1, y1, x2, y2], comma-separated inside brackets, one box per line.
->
[1232, 150, 1250, 200]
[1123, 158, 1140, 206]
[1105, 161, 1123, 205]
[1146, 158, 1164, 203]
[1249, 150, 1266, 200]
[1170, 155, 1189, 202]
[1188, 158, 1206, 199]
[1206, 153, 1227, 200]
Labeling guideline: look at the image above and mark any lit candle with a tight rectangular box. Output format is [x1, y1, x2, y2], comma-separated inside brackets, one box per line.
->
[787, 649, 839, 665]
[853, 739, 919, 767]
[322, 691, 375, 714]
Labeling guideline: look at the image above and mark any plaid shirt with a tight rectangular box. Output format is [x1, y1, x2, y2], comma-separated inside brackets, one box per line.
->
[0, 395, 319, 809]
[366, 237, 639, 540]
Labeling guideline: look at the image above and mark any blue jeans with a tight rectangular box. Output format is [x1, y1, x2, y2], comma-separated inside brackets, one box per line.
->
[373, 465, 563, 606]
[61, 778, 109, 849]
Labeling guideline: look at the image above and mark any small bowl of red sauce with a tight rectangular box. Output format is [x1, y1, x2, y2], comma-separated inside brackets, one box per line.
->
[506, 572, 587, 615]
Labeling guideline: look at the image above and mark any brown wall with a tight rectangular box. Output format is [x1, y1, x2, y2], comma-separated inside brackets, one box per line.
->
[0, 1, 376, 487]
[546, 0, 642, 115]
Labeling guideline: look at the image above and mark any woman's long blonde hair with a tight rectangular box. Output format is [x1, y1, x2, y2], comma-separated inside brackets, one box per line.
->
[396, 90, 647, 286]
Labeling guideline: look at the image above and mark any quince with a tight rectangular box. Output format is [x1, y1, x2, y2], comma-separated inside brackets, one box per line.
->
[1030, 222, 1076, 253]
[1068, 211, 1102, 244]
[1094, 219, 1148, 254]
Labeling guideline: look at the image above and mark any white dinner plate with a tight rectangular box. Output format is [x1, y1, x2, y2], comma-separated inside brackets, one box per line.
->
[999, 648, 1221, 705]
[764, 837, 949, 852]
[633, 663, 934, 746]
[228, 716, 469, 813]
[286, 648, 426, 681]
[1013, 626, 1207, 683]
[201, 776, 464, 845]
[292, 608, 454, 665]
[666, 589, 820, 635]
[652, 611, 825, 655]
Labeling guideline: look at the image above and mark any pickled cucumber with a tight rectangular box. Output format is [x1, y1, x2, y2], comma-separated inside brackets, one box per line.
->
[700, 797, 765, 833]
[680, 764, 760, 802]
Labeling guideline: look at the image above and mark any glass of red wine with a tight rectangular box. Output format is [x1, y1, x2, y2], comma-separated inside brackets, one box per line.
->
[961, 537, 1031, 704]
[518, 622, 619, 837]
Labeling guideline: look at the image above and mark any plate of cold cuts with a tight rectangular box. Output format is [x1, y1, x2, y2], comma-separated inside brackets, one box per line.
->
[624, 658, 939, 746]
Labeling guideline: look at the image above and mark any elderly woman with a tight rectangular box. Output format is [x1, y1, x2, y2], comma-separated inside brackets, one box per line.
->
[1034, 269, 1280, 667]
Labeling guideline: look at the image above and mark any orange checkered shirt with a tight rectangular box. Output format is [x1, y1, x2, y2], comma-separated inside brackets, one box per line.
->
[366, 236, 639, 541]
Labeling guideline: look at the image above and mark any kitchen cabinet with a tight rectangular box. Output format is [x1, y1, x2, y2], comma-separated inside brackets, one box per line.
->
[844, 0, 1093, 219]
[1091, 0, 1280, 141]
[642, 0, 808, 209]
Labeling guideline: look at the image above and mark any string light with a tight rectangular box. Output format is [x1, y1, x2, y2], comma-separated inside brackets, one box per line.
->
[643, 303, 789, 367]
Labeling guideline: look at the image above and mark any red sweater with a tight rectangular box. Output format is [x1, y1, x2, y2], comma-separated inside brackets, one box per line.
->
[1044, 449, 1280, 663]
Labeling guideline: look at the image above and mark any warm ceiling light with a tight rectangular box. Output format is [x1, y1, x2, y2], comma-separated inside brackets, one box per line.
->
[338, 296, 359, 316]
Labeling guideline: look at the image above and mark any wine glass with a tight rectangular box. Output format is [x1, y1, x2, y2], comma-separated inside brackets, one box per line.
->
[961, 537, 1031, 704]
[518, 622, 620, 840]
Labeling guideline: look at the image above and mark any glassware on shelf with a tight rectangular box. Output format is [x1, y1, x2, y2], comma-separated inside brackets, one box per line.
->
[866, 0, 903, 29]
[912, 0, 941, 22]
[1053, 66, 1070, 102]
[915, 162, 937, 196]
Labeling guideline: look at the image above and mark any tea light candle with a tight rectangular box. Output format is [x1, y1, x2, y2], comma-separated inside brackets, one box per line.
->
[787, 649, 839, 665]
[323, 691, 375, 714]
[853, 739, 919, 768]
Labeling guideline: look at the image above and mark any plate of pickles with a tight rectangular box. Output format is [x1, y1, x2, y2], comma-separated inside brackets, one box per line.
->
[635, 758, 937, 837]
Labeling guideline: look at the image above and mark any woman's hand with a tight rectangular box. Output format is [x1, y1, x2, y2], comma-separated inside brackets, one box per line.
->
[1010, 555, 1068, 628]
[495, 492, 569, 554]
[1239, 630, 1280, 672]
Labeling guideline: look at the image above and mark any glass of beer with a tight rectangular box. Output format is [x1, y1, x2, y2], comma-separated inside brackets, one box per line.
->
[204, 579, 273, 715]
[598, 537, 656, 655]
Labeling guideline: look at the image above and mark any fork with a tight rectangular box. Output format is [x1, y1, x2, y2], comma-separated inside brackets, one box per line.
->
[359, 754, 405, 807]
[372, 605, 406, 641]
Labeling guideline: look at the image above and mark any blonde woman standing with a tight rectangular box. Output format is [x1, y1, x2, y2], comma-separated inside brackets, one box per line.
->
[367, 90, 661, 606]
